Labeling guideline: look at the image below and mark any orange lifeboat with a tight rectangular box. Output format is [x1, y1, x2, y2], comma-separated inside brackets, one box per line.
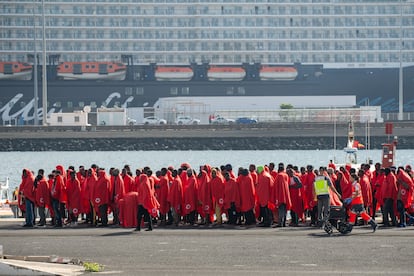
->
[259, 66, 298, 81]
[56, 62, 127, 80]
[0, 62, 33, 80]
[155, 67, 194, 81]
[207, 66, 246, 81]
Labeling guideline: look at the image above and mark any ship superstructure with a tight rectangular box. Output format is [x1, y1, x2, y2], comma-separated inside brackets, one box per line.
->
[1, 0, 413, 65]
[0, 1, 414, 124]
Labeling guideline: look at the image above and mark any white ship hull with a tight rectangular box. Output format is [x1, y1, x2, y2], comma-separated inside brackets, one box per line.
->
[259, 71, 298, 81]
[57, 71, 126, 81]
[155, 72, 194, 81]
[0, 71, 32, 81]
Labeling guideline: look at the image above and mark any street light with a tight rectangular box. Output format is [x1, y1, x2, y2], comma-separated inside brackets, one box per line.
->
[398, 0, 404, 121]
[33, 0, 38, 125]
[41, 0, 48, 126]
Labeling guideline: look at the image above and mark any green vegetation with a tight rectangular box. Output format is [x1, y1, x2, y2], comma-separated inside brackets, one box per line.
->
[280, 103, 294, 109]
[83, 262, 104, 272]
[279, 103, 295, 121]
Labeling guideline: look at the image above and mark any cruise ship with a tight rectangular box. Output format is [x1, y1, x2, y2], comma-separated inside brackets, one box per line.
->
[1, 0, 414, 124]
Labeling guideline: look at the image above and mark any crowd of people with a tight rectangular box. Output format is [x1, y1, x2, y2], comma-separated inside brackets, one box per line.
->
[16, 160, 414, 232]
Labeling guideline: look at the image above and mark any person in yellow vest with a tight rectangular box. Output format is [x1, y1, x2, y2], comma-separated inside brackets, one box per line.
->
[313, 167, 341, 227]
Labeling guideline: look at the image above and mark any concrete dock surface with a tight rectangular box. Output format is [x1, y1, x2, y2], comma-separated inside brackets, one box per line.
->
[1, 217, 414, 275]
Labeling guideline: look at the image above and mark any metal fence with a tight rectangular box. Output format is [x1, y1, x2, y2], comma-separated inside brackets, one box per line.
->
[213, 107, 382, 123]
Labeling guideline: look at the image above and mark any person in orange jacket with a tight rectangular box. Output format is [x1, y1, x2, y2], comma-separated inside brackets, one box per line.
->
[396, 167, 414, 227]
[344, 173, 378, 232]
[381, 167, 398, 227]
[20, 169, 36, 227]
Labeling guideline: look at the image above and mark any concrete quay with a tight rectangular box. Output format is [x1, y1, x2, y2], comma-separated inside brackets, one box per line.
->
[1, 217, 414, 276]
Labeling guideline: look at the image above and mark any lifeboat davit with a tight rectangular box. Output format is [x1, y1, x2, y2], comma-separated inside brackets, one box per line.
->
[57, 62, 127, 80]
[259, 66, 298, 81]
[207, 66, 246, 81]
[0, 62, 33, 80]
[155, 67, 194, 81]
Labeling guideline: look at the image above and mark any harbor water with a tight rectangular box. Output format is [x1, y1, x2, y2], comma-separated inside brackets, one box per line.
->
[2, 149, 413, 190]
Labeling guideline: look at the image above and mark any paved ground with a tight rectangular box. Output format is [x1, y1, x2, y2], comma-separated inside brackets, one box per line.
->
[1, 218, 414, 275]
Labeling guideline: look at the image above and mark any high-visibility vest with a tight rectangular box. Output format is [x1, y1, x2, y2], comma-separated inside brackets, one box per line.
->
[314, 176, 329, 196]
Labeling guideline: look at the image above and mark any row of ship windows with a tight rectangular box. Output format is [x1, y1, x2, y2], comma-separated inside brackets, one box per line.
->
[3, 3, 413, 17]
[4, 52, 412, 64]
[3, 29, 414, 40]
[4, 40, 414, 52]
[2, 16, 413, 29]
[3, 0, 408, 3]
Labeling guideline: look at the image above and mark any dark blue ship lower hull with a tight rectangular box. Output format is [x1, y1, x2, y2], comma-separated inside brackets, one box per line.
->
[0, 65, 413, 124]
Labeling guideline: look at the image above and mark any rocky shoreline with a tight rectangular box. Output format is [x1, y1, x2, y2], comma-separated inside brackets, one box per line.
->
[0, 122, 412, 151]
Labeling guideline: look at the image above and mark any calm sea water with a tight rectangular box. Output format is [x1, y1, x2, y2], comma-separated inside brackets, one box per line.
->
[2, 150, 413, 189]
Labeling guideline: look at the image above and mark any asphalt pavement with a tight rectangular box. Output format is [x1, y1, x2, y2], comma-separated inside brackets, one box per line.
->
[1, 218, 414, 275]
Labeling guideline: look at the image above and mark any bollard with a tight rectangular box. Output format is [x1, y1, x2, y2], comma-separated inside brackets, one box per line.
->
[0, 245, 3, 259]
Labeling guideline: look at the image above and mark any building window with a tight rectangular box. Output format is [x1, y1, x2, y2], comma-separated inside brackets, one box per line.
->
[170, 87, 178, 95]
[135, 87, 144, 95]
[181, 87, 189, 95]
[226, 87, 234, 95]
[237, 87, 245, 95]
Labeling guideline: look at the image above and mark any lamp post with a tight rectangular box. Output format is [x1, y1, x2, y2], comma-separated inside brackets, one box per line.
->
[33, 1, 38, 125]
[41, 0, 48, 126]
[398, 0, 404, 121]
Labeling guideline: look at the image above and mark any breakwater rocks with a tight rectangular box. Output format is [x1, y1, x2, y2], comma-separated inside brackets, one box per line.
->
[0, 122, 413, 151]
[0, 136, 413, 151]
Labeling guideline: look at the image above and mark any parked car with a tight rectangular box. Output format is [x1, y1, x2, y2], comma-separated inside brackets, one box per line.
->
[143, 116, 167, 125]
[211, 116, 235, 125]
[235, 117, 258, 124]
[175, 116, 200, 125]
[127, 117, 137, 126]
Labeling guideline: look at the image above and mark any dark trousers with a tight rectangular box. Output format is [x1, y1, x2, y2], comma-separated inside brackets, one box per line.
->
[309, 206, 318, 225]
[290, 210, 299, 225]
[98, 204, 108, 226]
[383, 198, 397, 226]
[38, 206, 46, 225]
[24, 198, 35, 226]
[260, 206, 272, 226]
[397, 200, 406, 225]
[52, 198, 62, 226]
[371, 196, 378, 219]
[278, 203, 287, 227]
[137, 205, 153, 231]
[187, 210, 196, 225]
[227, 202, 238, 225]
[244, 209, 256, 225]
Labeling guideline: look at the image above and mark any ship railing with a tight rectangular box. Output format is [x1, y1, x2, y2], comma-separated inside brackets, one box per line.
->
[382, 112, 414, 121]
